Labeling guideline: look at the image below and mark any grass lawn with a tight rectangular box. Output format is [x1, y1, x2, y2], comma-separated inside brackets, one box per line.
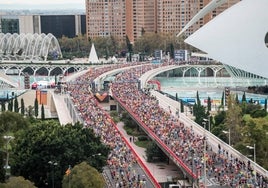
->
[135, 140, 151, 148]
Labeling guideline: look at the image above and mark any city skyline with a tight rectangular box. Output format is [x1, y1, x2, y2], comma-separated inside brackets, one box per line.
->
[0, 0, 85, 10]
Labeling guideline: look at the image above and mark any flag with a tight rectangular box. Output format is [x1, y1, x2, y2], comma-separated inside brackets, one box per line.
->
[65, 165, 71, 176]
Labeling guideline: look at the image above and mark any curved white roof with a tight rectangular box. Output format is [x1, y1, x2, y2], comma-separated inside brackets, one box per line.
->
[0, 33, 62, 61]
[185, 0, 268, 78]
[177, 0, 228, 37]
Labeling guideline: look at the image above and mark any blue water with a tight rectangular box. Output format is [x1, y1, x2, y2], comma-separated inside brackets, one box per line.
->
[157, 77, 268, 105]
[2, 75, 268, 104]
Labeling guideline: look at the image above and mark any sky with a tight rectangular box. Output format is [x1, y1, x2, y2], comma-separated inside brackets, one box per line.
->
[0, 0, 85, 10]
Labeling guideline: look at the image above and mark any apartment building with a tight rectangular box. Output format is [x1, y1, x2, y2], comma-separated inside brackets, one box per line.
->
[85, 0, 240, 43]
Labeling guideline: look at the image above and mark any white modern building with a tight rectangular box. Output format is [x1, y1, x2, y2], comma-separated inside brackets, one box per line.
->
[182, 0, 268, 78]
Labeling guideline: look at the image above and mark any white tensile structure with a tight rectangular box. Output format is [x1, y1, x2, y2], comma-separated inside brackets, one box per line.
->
[88, 43, 99, 64]
[0, 33, 62, 61]
[177, 0, 228, 37]
[182, 0, 268, 78]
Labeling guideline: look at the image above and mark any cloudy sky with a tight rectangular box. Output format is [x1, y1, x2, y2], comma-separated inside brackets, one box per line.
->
[0, 0, 85, 9]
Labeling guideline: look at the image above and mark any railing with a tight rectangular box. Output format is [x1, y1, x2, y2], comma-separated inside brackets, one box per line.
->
[152, 90, 268, 180]
[63, 91, 161, 188]
[112, 117, 161, 188]
[113, 94, 198, 182]
[99, 102, 161, 188]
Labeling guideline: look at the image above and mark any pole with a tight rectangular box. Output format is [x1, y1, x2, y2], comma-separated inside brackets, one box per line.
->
[253, 143, 256, 163]
[228, 129, 231, 146]
[48, 161, 57, 188]
[191, 149, 194, 188]
[52, 167, 54, 188]
[5, 139, 8, 168]
[68, 173, 70, 188]
[4, 136, 14, 178]
[68, 165, 71, 188]
[202, 123, 206, 188]
[208, 117, 210, 132]
[204, 137, 206, 188]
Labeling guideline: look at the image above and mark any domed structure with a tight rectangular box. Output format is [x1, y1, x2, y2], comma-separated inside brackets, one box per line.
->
[0, 33, 62, 61]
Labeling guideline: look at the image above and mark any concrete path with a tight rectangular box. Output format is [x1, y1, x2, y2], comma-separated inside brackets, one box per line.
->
[52, 92, 73, 125]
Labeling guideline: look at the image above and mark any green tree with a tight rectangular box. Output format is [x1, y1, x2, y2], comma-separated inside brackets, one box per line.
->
[196, 91, 201, 106]
[0, 111, 29, 133]
[14, 96, 19, 113]
[207, 96, 211, 112]
[242, 91, 247, 103]
[26, 105, 34, 117]
[264, 98, 267, 111]
[7, 100, 13, 112]
[141, 27, 145, 36]
[20, 98, 25, 116]
[1, 102, 5, 112]
[0, 151, 5, 183]
[225, 94, 242, 146]
[126, 35, 133, 62]
[145, 142, 166, 162]
[41, 104, 45, 120]
[0, 176, 36, 188]
[169, 43, 174, 59]
[34, 98, 38, 118]
[180, 100, 184, 113]
[62, 162, 105, 188]
[193, 91, 206, 125]
[240, 117, 268, 169]
[11, 122, 109, 188]
[235, 93, 239, 104]
[221, 91, 224, 107]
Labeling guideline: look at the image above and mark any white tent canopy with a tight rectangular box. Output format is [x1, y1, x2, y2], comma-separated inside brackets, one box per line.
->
[88, 43, 99, 64]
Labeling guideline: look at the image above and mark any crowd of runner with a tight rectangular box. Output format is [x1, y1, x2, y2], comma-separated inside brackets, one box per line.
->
[66, 63, 157, 188]
[111, 64, 268, 188]
[66, 61, 268, 187]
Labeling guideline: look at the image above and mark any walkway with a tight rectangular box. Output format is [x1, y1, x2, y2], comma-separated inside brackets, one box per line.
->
[52, 92, 73, 125]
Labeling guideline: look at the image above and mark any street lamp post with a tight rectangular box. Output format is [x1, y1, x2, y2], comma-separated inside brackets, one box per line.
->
[3, 135, 15, 178]
[92, 153, 101, 157]
[201, 120, 207, 188]
[246, 144, 256, 163]
[222, 129, 231, 145]
[203, 117, 210, 132]
[190, 149, 195, 188]
[246, 144, 256, 181]
[48, 161, 58, 188]
[203, 136, 207, 188]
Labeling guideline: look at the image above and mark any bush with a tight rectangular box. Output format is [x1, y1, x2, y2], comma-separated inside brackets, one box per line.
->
[250, 109, 267, 118]
[138, 135, 148, 141]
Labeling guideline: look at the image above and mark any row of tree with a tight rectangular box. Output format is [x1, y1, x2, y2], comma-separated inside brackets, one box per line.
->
[192, 91, 268, 170]
[0, 101, 109, 187]
[0, 96, 46, 120]
[58, 33, 198, 60]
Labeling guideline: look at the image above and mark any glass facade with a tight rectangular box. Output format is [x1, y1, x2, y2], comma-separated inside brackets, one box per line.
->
[1, 18, 19, 34]
[41, 15, 76, 38]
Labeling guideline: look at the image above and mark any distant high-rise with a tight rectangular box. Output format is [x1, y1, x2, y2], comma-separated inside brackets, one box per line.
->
[0, 15, 86, 38]
[85, 0, 239, 43]
[0, 16, 20, 34]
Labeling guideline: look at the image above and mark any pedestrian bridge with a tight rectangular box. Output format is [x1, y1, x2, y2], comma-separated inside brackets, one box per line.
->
[45, 63, 268, 187]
